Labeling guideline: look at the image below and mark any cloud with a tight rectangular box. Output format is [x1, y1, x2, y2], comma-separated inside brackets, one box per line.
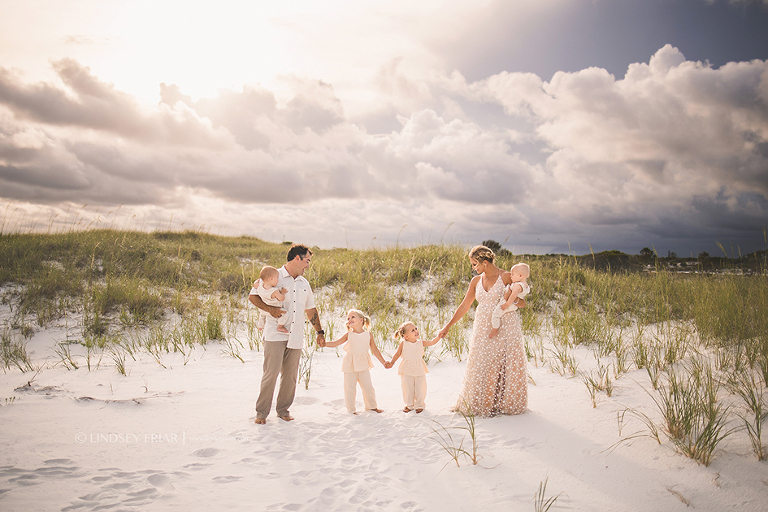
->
[1, 48, 767, 255]
[475, 45, 768, 223]
[0, 60, 231, 148]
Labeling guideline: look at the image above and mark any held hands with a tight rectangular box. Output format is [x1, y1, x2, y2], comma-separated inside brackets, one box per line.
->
[384, 361, 393, 369]
[316, 333, 326, 348]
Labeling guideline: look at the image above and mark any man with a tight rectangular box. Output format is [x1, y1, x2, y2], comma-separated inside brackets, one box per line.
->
[249, 244, 326, 424]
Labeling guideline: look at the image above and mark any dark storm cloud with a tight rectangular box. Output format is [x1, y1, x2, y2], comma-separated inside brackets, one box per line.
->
[0, 163, 89, 190]
[441, 0, 768, 82]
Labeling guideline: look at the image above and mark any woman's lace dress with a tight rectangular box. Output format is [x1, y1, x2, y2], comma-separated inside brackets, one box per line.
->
[454, 276, 528, 416]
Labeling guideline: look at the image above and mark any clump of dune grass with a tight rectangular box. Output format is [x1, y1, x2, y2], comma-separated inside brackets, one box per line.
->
[428, 405, 482, 469]
[727, 367, 767, 461]
[533, 476, 562, 512]
[1, 326, 35, 372]
[620, 357, 734, 467]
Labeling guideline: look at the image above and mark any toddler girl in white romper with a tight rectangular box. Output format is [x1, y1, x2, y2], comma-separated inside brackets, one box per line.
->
[389, 321, 441, 413]
[325, 309, 388, 414]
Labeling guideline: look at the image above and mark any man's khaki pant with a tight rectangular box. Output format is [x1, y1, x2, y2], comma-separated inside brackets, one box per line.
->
[255, 340, 301, 419]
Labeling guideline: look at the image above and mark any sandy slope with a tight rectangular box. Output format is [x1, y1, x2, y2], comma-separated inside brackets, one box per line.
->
[1, 317, 767, 511]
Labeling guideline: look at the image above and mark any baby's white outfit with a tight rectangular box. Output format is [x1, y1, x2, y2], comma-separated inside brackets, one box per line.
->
[341, 330, 378, 413]
[255, 281, 288, 330]
[398, 340, 428, 410]
[491, 281, 530, 329]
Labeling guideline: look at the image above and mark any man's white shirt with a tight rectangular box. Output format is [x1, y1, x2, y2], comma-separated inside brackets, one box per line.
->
[250, 265, 315, 349]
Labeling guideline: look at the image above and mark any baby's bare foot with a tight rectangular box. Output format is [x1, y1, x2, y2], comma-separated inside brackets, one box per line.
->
[489, 328, 499, 338]
[277, 325, 289, 333]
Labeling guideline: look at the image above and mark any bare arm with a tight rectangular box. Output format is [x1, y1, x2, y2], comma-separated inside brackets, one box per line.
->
[248, 294, 285, 318]
[272, 287, 287, 302]
[389, 341, 403, 365]
[306, 308, 326, 347]
[500, 283, 523, 310]
[422, 335, 442, 348]
[500, 272, 526, 310]
[368, 333, 388, 366]
[325, 332, 348, 348]
[438, 275, 479, 338]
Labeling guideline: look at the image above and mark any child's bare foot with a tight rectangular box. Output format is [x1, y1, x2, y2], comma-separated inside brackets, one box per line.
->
[489, 328, 499, 338]
[369, 408, 383, 413]
[415, 409, 424, 414]
[277, 325, 289, 333]
[403, 407, 412, 413]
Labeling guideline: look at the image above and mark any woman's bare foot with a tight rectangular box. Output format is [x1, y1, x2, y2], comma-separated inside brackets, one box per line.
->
[369, 408, 383, 413]
[415, 409, 424, 413]
[403, 407, 412, 413]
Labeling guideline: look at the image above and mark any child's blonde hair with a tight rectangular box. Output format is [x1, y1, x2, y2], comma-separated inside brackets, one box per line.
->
[347, 309, 371, 331]
[511, 262, 530, 278]
[259, 265, 279, 281]
[393, 321, 416, 340]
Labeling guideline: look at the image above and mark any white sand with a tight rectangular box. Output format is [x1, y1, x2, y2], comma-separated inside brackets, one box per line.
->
[1, 312, 767, 511]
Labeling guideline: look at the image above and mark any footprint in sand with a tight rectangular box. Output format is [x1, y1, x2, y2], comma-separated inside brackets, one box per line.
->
[183, 463, 213, 470]
[146, 473, 172, 488]
[9, 473, 39, 486]
[212, 475, 242, 483]
[43, 458, 74, 465]
[121, 487, 161, 505]
[106, 482, 133, 490]
[192, 448, 220, 458]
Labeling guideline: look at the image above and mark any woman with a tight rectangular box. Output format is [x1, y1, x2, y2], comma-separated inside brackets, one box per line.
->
[438, 245, 528, 417]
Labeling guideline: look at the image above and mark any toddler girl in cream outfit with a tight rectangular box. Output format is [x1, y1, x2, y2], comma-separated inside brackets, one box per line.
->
[325, 309, 389, 414]
[389, 321, 441, 413]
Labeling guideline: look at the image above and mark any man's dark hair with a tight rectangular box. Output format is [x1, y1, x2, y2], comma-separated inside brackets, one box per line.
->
[286, 244, 312, 262]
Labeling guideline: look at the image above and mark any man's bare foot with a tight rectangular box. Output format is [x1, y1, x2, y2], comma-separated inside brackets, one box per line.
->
[403, 407, 412, 413]
[489, 328, 499, 338]
[369, 408, 383, 413]
[415, 409, 424, 413]
[278, 415, 294, 422]
[277, 325, 289, 333]
[255, 418, 266, 425]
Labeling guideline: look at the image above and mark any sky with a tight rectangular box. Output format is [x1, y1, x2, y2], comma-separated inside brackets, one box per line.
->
[1, 0, 767, 256]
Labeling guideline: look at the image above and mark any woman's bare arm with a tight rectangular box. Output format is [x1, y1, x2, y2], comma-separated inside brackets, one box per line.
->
[438, 275, 479, 338]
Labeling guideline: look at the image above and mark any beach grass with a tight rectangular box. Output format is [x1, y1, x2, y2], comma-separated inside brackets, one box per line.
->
[1, 227, 766, 467]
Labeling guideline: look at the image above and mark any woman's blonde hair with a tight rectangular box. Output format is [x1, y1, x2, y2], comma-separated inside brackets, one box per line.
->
[347, 309, 371, 331]
[469, 245, 495, 263]
[393, 321, 416, 340]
